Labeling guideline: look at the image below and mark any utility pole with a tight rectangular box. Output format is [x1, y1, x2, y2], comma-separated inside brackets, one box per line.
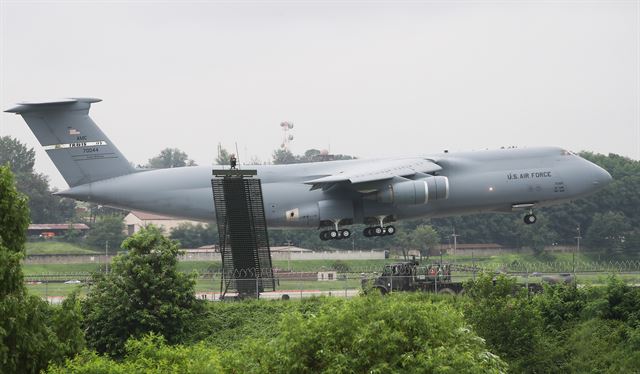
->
[287, 240, 292, 272]
[573, 225, 581, 282]
[105, 240, 109, 274]
[451, 229, 460, 257]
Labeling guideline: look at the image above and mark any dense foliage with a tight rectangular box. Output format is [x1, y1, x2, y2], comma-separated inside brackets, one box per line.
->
[50, 294, 507, 373]
[464, 273, 640, 373]
[0, 136, 76, 223]
[146, 148, 197, 168]
[82, 226, 203, 356]
[51, 279, 640, 372]
[272, 148, 355, 165]
[169, 222, 218, 248]
[84, 215, 126, 250]
[0, 165, 84, 374]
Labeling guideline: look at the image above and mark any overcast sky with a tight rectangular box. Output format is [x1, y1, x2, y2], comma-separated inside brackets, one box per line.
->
[1, 0, 638, 189]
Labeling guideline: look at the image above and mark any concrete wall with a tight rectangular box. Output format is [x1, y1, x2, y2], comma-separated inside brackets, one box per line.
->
[179, 250, 385, 262]
[25, 250, 386, 264]
[24, 254, 112, 264]
[271, 251, 385, 261]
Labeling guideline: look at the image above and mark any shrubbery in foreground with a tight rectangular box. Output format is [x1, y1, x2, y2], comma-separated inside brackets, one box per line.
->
[82, 226, 203, 357]
[49, 294, 507, 373]
[464, 273, 640, 373]
[0, 165, 85, 374]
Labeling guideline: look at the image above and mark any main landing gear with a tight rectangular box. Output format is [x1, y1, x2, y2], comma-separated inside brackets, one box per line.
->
[319, 220, 351, 241]
[363, 225, 396, 237]
[523, 211, 537, 225]
[363, 216, 396, 237]
[319, 228, 351, 241]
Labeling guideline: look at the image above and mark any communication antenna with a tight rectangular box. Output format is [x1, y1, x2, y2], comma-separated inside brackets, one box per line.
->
[235, 142, 240, 167]
[280, 121, 294, 151]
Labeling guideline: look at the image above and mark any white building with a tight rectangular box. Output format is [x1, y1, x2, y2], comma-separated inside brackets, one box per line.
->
[123, 210, 204, 236]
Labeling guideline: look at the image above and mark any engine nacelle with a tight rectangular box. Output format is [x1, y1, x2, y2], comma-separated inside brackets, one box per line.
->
[375, 176, 449, 205]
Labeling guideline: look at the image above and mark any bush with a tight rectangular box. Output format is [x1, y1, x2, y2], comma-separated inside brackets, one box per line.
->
[50, 294, 507, 373]
[47, 334, 223, 374]
[84, 215, 125, 251]
[229, 294, 507, 373]
[329, 260, 350, 272]
[169, 223, 217, 248]
[463, 273, 555, 372]
[0, 165, 84, 373]
[565, 318, 640, 373]
[82, 226, 203, 357]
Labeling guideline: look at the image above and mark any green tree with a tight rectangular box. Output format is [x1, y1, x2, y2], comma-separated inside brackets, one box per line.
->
[15, 172, 76, 224]
[585, 211, 630, 254]
[407, 224, 440, 256]
[0, 136, 76, 224]
[169, 223, 217, 248]
[516, 213, 558, 256]
[0, 164, 31, 294]
[272, 148, 297, 164]
[147, 148, 196, 168]
[0, 136, 35, 173]
[464, 273, 554, 372]
[299, 148, 321, 162]
[51, 291, 86, 359]
[47, 334, 224, 373]
[272, 148, 356, 165]
[215, 144, 231, 165]
[82, 226, 203, 356]
[0, 165, 83, 373]
[85, 215, 126, 250]
[230, 294, 507, 373]
[623, 229, 640, 254]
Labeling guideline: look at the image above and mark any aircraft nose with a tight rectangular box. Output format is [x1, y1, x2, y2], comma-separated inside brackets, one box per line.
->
[591, 164, 612, 188]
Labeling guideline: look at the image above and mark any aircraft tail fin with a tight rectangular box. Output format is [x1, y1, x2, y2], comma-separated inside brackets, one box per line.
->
[5, 98, 135, 187]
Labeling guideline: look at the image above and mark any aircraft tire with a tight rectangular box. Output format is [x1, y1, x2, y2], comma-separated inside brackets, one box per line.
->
[524, 214, 537, 225]
[341, 229, 351, 239]
[386, 225, 396, 235]
[363, 227, 372, 237]
[319, 231, 330, 241]
[374, 226, 384, 236]
[329, 230, 339, 239]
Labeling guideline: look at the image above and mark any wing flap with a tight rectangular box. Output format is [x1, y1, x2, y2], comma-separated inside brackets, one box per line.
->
[304, 158, 442, 189]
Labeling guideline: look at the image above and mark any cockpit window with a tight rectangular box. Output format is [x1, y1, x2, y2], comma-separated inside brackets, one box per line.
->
[561, 149, 576, 156]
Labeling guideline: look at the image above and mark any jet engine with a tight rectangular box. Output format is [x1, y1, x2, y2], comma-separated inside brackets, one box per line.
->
[375, 176, 449, 205]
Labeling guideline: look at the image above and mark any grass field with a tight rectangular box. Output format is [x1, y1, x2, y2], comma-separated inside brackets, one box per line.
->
[26, 241, 100, 255]
[23, 263, 102, 275]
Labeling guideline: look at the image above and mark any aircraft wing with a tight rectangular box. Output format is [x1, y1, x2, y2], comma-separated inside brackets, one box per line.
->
[304, 158, 442, 190]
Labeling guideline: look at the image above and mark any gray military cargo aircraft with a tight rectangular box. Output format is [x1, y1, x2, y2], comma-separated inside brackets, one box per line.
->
[6, 98, 612, 241]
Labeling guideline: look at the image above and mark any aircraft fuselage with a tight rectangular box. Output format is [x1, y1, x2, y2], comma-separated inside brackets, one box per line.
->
[58, 146, 611, 228]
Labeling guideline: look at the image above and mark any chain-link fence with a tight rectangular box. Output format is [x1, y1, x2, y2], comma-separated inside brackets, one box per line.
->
[24, 259, 640, 304]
